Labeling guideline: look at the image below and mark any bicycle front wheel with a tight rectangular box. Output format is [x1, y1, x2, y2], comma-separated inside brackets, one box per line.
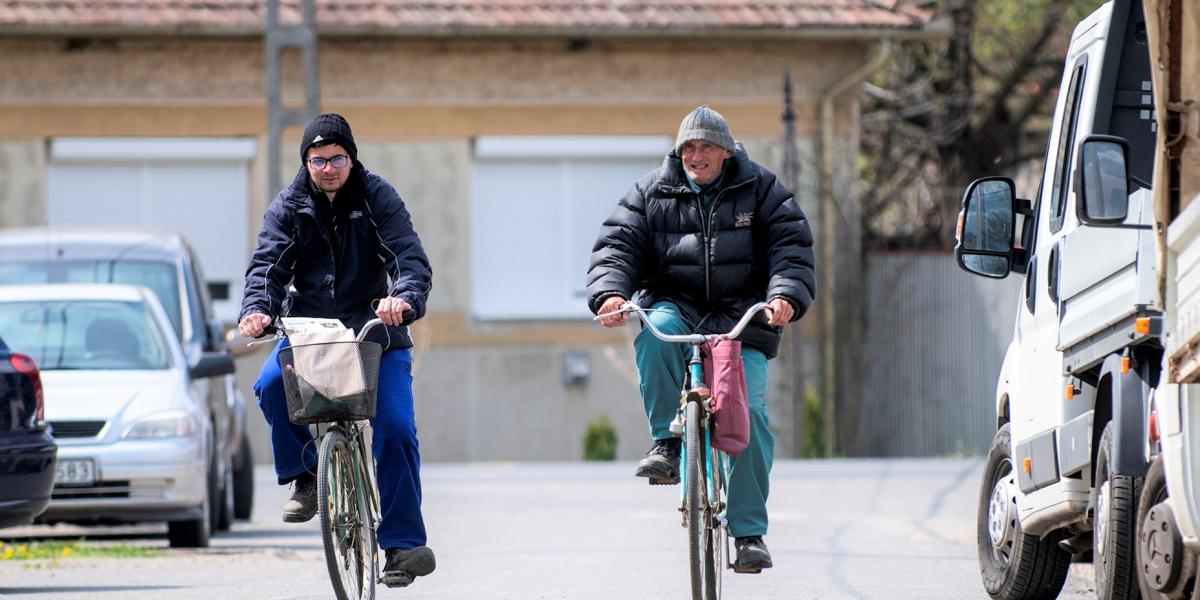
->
[318, 429, 377, 600]
[685, 401, 705, 600]
[704, 445, 726, 600]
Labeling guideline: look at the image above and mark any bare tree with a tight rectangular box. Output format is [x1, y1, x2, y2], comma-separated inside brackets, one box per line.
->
[861, 0, 1104, 249]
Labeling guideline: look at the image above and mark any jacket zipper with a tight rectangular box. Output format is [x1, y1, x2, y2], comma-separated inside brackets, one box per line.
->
[698, 177, 754, 302]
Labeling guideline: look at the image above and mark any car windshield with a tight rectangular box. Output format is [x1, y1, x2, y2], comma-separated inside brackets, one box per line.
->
[0, 260, 183, 342]
[0, 300, 171, 371]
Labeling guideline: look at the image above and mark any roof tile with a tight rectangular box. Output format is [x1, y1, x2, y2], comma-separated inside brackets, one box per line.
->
[0, 0, 932, 34]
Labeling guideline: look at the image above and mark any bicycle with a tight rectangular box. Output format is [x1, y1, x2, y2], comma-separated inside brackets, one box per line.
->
[254, 317, 388, 600]
[596, 301, 773, 600]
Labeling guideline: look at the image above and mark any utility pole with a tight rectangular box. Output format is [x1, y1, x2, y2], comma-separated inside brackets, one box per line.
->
[266, 0, 320, 198]
[781, 71, 807, 457]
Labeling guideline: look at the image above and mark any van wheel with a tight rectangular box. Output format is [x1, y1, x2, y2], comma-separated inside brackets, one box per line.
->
[1137, 456, 1195, 600]
[978, 424, 1071, 599]
[1094, 422, 1142, 600]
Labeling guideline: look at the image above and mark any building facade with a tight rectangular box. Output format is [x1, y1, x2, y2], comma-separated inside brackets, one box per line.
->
[0, 1, 934, 461]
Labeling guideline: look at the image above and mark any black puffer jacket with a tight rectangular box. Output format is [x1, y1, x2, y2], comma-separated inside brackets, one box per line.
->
[240, 164, 432, 351]
[586, 145, 815, 358]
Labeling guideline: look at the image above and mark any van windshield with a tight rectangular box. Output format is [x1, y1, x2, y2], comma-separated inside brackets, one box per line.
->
[0, 260, 183, 342]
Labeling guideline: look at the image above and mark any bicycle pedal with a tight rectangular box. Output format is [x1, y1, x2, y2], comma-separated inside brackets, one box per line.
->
[733, 567, 764, 575]
[648, 477, 679, 486]
[380, 571, 415, 588]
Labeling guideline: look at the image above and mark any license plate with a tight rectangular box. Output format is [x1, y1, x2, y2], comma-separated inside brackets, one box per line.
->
[55, 458, 97, 486]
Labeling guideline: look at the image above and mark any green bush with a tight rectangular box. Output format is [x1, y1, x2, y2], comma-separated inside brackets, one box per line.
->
[803, 386, 828, 458]
[583, 414, 619, 461]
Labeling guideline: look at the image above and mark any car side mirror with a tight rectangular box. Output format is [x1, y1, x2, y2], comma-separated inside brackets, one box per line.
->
[955, 177, 1018, 279]
[190, 351, 235, 380]
[1075, 135, 1131, 225]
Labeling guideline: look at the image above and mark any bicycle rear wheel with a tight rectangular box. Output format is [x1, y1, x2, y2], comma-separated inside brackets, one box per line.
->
[686, 401, 706, 600]
[318, 429, 376, 600]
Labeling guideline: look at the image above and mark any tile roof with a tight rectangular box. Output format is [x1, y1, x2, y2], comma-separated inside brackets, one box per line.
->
[0, 1, 934, 36]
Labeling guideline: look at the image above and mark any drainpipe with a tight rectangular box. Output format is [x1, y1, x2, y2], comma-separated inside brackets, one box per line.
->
[815, 40, 892, 456]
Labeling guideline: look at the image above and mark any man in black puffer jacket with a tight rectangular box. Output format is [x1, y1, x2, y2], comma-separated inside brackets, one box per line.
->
[238, 114, 435, 587]
[587, 106, 815, 574]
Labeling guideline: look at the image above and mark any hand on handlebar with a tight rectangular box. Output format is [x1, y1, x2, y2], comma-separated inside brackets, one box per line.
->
[766, 298, 793, 326]
[238, 312, 274, 338]
[375, 296, 413, 327]
[596, 296, 629, 328]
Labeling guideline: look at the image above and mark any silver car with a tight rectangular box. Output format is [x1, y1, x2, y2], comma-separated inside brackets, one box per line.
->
[0, 227, 253, 528]
[0, 284, 232, 547]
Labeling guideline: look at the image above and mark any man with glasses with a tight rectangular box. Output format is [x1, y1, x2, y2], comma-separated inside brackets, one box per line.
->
[238, 113, 435, 587]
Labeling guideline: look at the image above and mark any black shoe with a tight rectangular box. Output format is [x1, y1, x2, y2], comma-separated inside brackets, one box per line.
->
[733, 536, 773, 573]
[635, 438, 681, 485]
[281, 473, 317, 523]
[381, 546, 436, 588]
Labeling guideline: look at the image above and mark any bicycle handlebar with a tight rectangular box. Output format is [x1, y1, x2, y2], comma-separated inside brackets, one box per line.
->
[247, 317, 387, 347]
[595, 302, 773, 344]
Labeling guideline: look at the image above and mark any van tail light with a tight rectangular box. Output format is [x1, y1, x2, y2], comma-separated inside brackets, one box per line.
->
[9, 353, 44, 427]
[1149, 409, 1160, 444]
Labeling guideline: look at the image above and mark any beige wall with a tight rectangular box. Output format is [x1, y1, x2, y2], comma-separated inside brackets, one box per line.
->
[0, 36, 862, 138]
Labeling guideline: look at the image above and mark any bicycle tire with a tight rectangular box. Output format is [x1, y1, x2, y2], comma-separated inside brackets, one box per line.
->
[318, 428, 375, 600]
[686, 401, 705, 600]
[704, 444, 725, 600]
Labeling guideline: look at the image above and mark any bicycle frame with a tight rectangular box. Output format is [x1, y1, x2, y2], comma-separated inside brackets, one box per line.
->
[597, 301, 771, 589]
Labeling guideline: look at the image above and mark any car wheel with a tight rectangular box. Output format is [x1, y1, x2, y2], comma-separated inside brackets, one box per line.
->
[216, 449, 234, 532]
[167, 447, 214, 548]
[233, 432, 255, 520]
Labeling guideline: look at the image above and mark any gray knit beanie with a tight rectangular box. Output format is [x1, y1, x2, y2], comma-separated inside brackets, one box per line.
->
[674, 105, 735, 155]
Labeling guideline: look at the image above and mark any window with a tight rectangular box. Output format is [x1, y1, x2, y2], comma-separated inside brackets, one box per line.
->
[0, 260, 183, 341]
[469, 136, 669, 319]
[1050, 64, 1086, 232]
[0, 300, 171, 371]
[46, 138, 254, 322]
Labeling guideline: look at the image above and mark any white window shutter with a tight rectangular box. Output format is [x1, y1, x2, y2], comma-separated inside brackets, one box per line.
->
[470, 137, 666, 320]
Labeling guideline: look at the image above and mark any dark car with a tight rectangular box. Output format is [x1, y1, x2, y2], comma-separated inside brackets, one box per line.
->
[0, 227, 253, 528]
[0, 334, 57, 529]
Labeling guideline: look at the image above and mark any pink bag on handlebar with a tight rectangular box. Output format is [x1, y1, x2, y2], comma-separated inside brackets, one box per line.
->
[703, 337, 750, 457]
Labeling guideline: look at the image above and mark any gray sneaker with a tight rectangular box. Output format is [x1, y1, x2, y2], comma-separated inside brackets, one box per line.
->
[281, 474, 317, 523]
[381, 546, 436, 588]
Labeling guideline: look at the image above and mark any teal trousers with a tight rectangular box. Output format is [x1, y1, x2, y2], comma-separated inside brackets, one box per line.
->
[633, 302, 773, 538]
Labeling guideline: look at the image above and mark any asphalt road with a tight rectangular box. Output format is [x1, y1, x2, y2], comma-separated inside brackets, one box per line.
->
[0, 459, 1101, 599]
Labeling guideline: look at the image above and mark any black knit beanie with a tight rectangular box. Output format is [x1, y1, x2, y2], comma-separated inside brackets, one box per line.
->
[300, 113, 357, 163]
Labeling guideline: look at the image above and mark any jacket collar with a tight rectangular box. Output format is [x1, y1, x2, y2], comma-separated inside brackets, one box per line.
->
[657, 142, 756, 196]
[283, 163, 368, 212]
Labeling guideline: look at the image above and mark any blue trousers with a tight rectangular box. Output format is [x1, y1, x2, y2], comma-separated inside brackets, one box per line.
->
[254, 339, 427, 550]
[634, 302, 774, 538]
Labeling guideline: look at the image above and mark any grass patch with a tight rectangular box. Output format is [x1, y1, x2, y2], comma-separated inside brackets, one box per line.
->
[0, 539, 164, 560]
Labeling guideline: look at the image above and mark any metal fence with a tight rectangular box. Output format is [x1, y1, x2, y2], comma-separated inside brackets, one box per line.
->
[857, 251, 1023, 457]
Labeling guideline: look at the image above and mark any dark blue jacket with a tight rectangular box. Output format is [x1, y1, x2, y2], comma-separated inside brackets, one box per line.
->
[240, 164, 432, 351]
[586, 145, 815, 359]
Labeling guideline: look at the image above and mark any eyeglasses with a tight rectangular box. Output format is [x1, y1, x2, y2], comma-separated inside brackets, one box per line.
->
[307, 154, 350, 169]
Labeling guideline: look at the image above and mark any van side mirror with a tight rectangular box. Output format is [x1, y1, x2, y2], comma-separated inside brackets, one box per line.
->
[1075, 135, 1131, 225]
[955, 177, 1018, 279]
